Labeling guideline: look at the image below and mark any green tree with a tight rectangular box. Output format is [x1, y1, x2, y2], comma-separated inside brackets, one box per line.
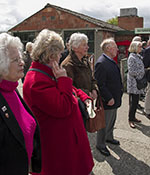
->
[107, 17, 118, 26]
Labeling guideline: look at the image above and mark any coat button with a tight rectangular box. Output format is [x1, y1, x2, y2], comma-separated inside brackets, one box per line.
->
[5, 113, 9, 118]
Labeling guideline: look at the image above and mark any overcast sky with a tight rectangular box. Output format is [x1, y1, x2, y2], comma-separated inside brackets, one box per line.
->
[0, 0, 150, 31]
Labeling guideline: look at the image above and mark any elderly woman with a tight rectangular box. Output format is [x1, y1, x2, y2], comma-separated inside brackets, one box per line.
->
[127, 41, 145, 128]
[61, 32, 98, 99]
[0, 33, 41, 174]
[23, 29, 94, 175]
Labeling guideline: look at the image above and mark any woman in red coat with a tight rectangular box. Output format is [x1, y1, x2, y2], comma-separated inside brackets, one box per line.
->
[23, 29, 94, 175]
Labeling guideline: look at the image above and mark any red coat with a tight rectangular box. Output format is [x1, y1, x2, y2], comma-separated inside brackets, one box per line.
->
[23, 62, 94, 175]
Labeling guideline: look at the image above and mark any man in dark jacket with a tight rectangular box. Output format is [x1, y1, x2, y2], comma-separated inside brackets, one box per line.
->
[143, 40, 150, 119]
[94, 38, 123, 156]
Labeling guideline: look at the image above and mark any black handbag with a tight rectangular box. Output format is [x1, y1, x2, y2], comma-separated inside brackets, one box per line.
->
[135, 74, 147, 90]
[78, 98, 90, 127]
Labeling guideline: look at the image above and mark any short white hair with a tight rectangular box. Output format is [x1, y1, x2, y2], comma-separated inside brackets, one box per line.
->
[132, 36, 142, 42]
[25, 42, 33, 52]
[100, 37, 115, 52]
[0, 33, 23, 78]
[69, 33, 88, 49]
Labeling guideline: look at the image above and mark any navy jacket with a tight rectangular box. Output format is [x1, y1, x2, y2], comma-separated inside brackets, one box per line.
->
[94, 54, 123, 110]
[143, 47, 150, 82]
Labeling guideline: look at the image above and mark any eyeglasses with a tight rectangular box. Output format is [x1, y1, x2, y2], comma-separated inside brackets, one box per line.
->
[10, 57, 23, 63]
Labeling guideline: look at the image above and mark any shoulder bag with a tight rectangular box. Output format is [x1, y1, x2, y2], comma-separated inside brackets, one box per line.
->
[135, 74, 147, 90]
[86, 96, 105, 133]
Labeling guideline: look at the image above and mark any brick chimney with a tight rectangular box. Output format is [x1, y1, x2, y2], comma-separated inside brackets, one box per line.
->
[118, 8, 143, 30]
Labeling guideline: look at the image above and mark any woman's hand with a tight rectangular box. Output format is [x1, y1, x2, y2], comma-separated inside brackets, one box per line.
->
[84, 99, 91, 107]
[52, 61, 67, 79]
[89, 90, 98, 100]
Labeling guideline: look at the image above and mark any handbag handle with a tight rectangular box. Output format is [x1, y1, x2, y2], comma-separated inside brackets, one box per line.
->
[29, 68, 56, 81]
[92, 95, 103, 110]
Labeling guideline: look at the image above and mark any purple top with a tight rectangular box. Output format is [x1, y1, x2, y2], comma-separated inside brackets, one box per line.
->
[0, 79, 36, 164]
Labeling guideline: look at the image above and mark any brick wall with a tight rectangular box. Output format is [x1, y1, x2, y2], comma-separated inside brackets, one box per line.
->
[11, 7, 97, 31]
[118, 16, 143, 30]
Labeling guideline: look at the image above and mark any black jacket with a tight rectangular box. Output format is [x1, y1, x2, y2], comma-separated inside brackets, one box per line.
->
[143, 47, 150, 82]
[94, 54, 123, 110]
[0, 90, 41, 175]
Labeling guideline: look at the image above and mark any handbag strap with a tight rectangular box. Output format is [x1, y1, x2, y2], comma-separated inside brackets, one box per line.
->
[29, 68, 56, 81]
[92, 95, 103, 109]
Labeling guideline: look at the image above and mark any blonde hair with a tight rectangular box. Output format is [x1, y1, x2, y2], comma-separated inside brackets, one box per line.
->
[147, 39, 150, 47]
[31, 29, 64, 64]
[128, 41, 142, 53]
[0, 33, 23, 78]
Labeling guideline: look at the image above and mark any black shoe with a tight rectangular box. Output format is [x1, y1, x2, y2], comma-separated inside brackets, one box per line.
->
[106, 139, 120, 145]
[96, 146, 110, 156]
[137, 104, 144, 111]
[129, 121, 136, 128]
[132, 118, 141, 123]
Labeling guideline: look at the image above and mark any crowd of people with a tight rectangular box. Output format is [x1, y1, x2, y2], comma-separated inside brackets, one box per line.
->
[127, 36, 150, 128]
[0, 30, 149, 174]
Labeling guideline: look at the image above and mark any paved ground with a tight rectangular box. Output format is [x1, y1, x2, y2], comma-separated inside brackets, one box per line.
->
[18, 81, 150, 175]
[88, 93, 150, 175]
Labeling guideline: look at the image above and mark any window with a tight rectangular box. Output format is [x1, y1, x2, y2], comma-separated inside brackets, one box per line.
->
[13, 32, 35, 45]
[50, 16, 55, 20]
[42, 16, 46, 21]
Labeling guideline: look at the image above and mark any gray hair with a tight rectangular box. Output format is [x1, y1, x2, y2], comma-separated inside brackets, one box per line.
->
[132, 36, 142, 42]
[0, 33, 23, 78]
[25, 42, 33, 52]
[100, 38, 115, 52]
[128, 41, 142, 53]
[69, 33, 88, 50]
[31, 29, 64, 64]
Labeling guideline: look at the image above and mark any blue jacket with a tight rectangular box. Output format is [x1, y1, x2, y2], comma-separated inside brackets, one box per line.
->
[94, 54, 123, 110]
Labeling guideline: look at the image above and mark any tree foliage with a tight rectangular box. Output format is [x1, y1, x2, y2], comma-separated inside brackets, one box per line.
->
[107, 17, 118, 26]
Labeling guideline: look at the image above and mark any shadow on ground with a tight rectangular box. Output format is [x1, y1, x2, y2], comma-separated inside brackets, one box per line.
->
[88, 132, 150, 175]
[135, 122, 150, 137]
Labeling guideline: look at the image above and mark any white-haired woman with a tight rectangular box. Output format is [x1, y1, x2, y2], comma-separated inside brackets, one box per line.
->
[23, 29, 94, 175]
[61, 32, 98, 99]
[127, 41, 145, 128]
[0, 33, 41, 174]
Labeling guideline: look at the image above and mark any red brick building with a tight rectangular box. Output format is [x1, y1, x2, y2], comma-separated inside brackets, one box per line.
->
[9, 3, 124, 60]
[8, 5, 146, 62]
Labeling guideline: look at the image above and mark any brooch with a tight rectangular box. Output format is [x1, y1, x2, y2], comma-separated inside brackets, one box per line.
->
[1, 106, 9, 118]
[1, 106, 7, 112]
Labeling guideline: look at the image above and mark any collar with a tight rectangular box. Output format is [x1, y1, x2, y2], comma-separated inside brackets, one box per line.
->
[103, 53, 116, 64]
[0, 80, 18, 92]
